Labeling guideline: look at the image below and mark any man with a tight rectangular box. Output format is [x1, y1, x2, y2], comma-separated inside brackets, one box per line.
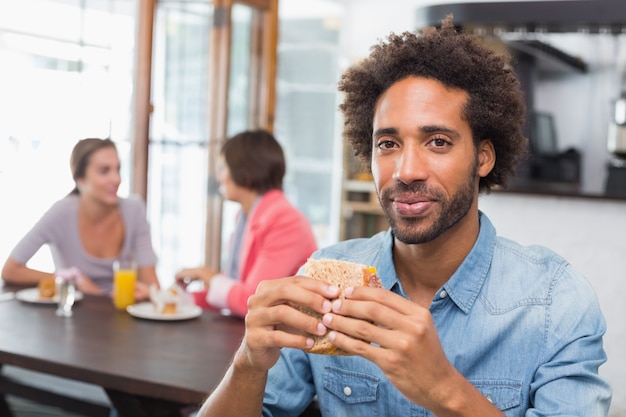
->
[197, 16, 611, 417]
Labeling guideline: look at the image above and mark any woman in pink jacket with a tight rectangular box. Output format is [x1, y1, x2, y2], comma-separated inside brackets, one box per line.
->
[175, 130, 317, 317]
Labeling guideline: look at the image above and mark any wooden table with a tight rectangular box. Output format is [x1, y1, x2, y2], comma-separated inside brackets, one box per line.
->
[0, 284, 245, 417]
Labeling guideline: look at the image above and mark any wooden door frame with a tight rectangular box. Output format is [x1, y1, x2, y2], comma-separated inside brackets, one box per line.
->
[205, 0, 278, 269]
[132, 0, 156, 201]
[132, 0, 278, 270]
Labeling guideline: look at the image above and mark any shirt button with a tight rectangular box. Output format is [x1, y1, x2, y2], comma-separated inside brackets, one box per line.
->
[486, 394, 493, 403]
[439, 290, 448, 299]
[343, 386, 352, 396]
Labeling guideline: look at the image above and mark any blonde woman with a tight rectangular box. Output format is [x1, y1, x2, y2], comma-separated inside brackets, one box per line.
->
[2, 138, 159, 299]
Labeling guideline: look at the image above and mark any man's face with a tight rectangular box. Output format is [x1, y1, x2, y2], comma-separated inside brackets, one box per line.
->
[371, 76, 493, 245]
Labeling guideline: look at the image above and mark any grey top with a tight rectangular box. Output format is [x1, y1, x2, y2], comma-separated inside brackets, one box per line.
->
[9, 194, 157, 293]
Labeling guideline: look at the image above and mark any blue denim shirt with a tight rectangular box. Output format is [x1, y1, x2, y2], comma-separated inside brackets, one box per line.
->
[262, 212, 611, 417]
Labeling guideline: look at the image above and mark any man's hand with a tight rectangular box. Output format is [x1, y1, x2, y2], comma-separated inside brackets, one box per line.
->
[322, 286, 502, 416]
[234, 276, 340, 372]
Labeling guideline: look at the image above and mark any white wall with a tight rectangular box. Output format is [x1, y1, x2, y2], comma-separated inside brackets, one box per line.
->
[338, 0, 626, 414]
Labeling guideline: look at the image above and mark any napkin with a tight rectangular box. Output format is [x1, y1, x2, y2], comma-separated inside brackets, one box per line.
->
[55, 267, 81, 283]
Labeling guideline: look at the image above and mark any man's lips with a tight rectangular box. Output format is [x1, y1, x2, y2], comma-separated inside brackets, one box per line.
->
[391, 195, 435, 216]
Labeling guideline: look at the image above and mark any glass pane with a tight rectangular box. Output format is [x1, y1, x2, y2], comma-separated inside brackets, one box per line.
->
[0, 0, 137, 271]
[227, 4, 253, 136]
[276, 1, 345, 247]
[149, 0, 213, 286]
[218, 4, 255, 268]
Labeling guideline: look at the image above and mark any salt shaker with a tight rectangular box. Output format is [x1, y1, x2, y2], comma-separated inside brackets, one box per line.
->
[55, 268, 78, 317]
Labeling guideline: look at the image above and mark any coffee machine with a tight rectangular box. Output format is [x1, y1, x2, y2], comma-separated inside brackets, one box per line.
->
[605, 41, 626, 197]
[606, 94, 626, 196]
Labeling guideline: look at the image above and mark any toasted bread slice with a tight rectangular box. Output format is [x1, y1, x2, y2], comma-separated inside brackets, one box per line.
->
[301, 258, 381, 355]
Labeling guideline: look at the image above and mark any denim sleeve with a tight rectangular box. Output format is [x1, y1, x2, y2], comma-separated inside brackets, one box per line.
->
[263, 348, 317, 417]
[528, 264, 611, 416]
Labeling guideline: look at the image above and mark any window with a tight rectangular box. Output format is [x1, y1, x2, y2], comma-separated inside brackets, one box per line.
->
[276, 0, 345, 248]
[148, 0, 213, 286]
[0, 0, 137, 270]
[0, 0, 346, 285]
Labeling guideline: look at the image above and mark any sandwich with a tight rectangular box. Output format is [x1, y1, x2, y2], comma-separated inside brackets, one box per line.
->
[150, 284, 189, 314]
[38, 277, 56, 299]
[301, 258, 382, 355]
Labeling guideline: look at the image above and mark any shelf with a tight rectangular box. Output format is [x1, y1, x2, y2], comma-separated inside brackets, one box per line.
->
[340, 178, 387, 240]
[343, 201, 383, 216]
[343, 180, 380, 214]
[341, 209, 388, 240]
[344, 179, 375, 192]
[506, 40, 587, 74]
[415, 0, 626, 35]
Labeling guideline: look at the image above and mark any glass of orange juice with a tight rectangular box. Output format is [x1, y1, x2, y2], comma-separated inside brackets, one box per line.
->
[113, 260, 137, 310]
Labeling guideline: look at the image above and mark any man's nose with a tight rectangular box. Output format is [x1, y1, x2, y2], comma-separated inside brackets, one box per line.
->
[392, 145, 429, 185]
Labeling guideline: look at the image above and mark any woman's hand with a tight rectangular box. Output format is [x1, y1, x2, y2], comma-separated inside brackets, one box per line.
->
[175, 266, 218, 289]
[74, 271, 104, 295]
[134, 280, 151, 301]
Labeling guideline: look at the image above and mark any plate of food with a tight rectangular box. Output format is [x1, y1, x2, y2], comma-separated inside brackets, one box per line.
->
[126, 285, 201, 321]
[15, 279, 84, 305]
[126, 302, 202, 321]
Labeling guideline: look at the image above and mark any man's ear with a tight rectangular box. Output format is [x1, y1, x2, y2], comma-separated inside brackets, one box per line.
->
[478, 140, 496, 177]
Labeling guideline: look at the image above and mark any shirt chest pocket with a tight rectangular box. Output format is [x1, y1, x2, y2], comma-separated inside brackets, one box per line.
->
[471, 379, 522, 411]
[323, 365, 379, 405]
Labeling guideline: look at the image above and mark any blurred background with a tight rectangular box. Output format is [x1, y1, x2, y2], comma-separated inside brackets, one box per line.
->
[1, 1, 625, 414]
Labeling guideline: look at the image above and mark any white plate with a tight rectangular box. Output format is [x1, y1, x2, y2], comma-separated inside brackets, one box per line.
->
[15, 287, 84, 305]
[126, 302, 202, 321]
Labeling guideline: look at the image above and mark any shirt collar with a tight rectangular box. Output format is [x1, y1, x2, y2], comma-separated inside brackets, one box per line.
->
[375, 211, 496, 314]
[442, 211, 496, 314]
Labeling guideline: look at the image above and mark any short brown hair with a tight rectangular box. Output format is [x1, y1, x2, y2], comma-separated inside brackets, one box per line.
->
[69, 138, 117, 195]
[221, 129, 285, 193]
[338, 16, 528, 193]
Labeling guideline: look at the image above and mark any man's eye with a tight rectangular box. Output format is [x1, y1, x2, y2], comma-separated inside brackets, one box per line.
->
[431, 138, 449, 147]
[377, 140, 396, 149]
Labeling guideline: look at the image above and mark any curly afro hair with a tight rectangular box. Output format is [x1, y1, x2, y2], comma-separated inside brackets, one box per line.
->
[338, 15, 528, 193]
